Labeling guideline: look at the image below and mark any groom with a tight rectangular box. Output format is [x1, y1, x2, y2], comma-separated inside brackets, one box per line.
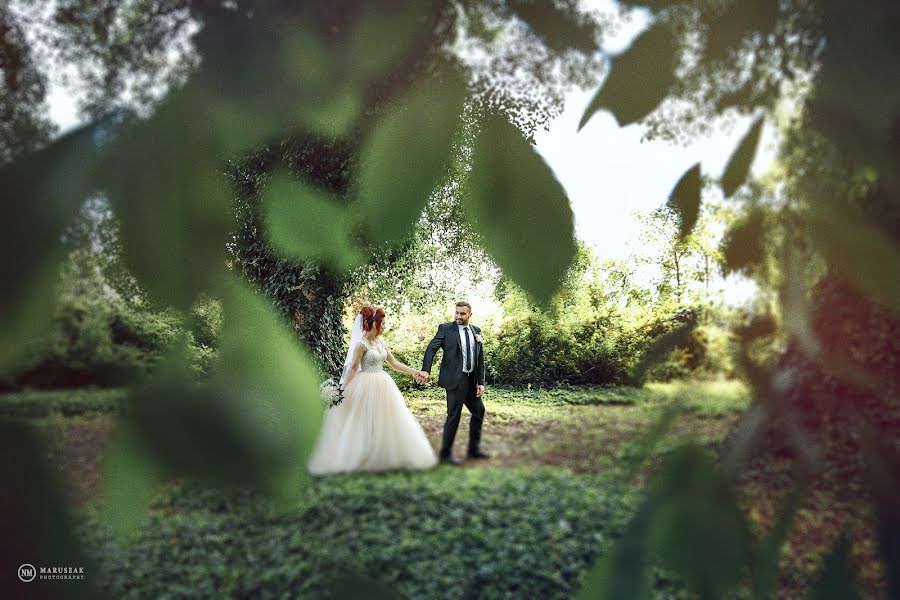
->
[421, 301, 489, 465]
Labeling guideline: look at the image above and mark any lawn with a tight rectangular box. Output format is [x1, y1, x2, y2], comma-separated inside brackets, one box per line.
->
[6, 381, 888, 598]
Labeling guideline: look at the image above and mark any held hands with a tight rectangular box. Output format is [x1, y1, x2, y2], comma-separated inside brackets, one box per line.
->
[413, 371, 429, 384]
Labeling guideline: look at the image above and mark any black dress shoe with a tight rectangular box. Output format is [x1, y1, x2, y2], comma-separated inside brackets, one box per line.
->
[440, 455, 464, 466]
[467, 450, 490, 460]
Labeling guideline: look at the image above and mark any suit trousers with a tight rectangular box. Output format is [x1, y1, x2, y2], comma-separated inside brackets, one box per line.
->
[440, 371, 485, 457]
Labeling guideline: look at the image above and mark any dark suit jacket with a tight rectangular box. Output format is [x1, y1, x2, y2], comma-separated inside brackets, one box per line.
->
[422, 322, 485, 390]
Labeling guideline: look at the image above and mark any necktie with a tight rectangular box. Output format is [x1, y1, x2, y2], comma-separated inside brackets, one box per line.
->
[464, 326, 472, 372]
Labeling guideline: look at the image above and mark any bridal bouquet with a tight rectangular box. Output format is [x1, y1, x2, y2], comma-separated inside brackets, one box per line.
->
[319, 377, 344, 409]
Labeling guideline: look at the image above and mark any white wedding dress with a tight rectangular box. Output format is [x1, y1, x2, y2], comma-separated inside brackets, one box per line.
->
[307, 337, 438, 475]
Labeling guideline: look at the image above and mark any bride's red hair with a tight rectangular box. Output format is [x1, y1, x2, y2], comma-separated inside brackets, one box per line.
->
[360, 305, 386, 335]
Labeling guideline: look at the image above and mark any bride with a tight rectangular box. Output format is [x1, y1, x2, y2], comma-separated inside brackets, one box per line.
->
[307, 306, 438, 474]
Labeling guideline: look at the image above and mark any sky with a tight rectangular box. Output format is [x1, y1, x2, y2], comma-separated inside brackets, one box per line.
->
[530, 0, 774, 304]
[44, 0, 771, 306]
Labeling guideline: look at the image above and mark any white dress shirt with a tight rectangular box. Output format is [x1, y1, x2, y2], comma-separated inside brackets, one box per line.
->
[457, 324, 475, 373]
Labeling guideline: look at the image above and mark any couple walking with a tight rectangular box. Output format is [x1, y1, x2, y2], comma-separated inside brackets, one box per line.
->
[307, 301, 488, 475]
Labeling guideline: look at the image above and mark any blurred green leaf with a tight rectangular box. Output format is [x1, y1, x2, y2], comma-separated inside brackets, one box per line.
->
[809, 0, 900, 194]
[721, 207, 766, 274]
[630, 320, 695, 384]
[0, 118, 108, 368]
[125, 337, 267, 485]
[0, 419, 105, 600]
[810, 534, 860, 600]
[721, 116, 764, 198]
[752, 485, 803, 599]
[100, 86, 233, 309]
[508, 0, 598, 52]
[622, 403, 681, 482]
[261, 172, 360, 272]
[576, 498, 653, 600]
[667, 163, 701, 240]
[859, 427, 900, 598]
[102, 424, 160, 544]
[464, 113, 577, 305]
[356, 68, 467, 245]
[807, 203, 900, 316]
[579, 22, 678, 129]
[280, 30, 361, 137]
[704, 0, 779, 64]
[648, 444, 750, 599]
[297, 86, 363, 138]
[213, 276, 324, 495]
[348, 1, 437, 81]
[195, 11, 347, 143]
[125, 280, 323, 503]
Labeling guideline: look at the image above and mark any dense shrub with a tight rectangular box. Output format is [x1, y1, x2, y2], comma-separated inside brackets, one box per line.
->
[488, 315, 582, 386]
[0, 250, 216, 390]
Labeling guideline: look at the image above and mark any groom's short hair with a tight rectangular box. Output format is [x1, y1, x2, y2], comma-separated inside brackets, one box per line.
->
[455, 301, 472, 311]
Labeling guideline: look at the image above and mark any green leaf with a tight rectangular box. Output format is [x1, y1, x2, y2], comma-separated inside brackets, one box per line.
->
[721, 207, 766, 275]
[621, 404, 681, 481]
[100, 86, 233, 309]
[810, 534, 860, 600]
[125, 280, 324, 503]
[281, 31, 361, 137]
[721, 116, 764, 198]
[0, 118, 108, 368]
[704, 0, 779, 64]
[464, 113, 577, 305]
[859, 433, 900, 599]
[297, 86, 363, 137]
[630, 320, 696, 384]
[102, 424, 160, 544]
[0, 420, 96, 590]
[508, 0, 598, 52]
[577, 498, 653, 600]
[648, 444, 751, 600]
[667, 163, 701, 239]
[579, 22, 678, 129]
[752, 485, 804, 599]
[214, 276, 325, 485]
[356, 68, 467, 245]
[347, 1, 436, 81]
[261, 172, 360, 272]
[807, 203, 900, 317]
[808, 0, 900, 194]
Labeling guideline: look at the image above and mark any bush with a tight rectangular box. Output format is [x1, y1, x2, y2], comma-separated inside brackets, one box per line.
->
[1, 249, 217, 390]
[488, 315, 582, 387]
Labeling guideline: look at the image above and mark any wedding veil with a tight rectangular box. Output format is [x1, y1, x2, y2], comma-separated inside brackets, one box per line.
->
[340, 313, 364, 384]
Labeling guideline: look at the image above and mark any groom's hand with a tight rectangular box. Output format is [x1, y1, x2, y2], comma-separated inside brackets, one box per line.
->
[476, 385, 485, 397]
